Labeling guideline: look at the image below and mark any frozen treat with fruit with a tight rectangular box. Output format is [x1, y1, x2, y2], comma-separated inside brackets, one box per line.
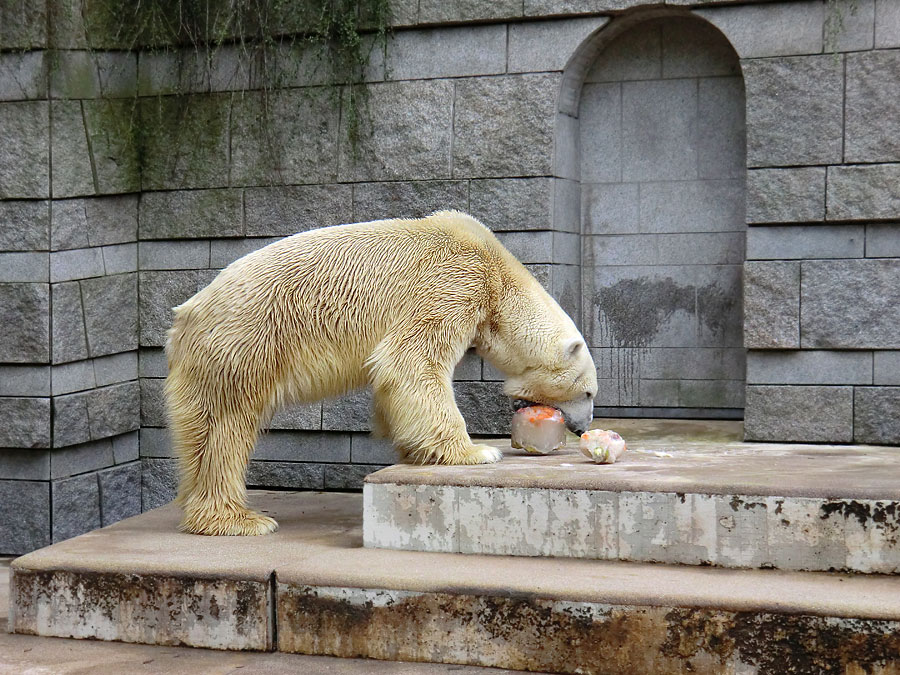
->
[510, 405, 567, 455]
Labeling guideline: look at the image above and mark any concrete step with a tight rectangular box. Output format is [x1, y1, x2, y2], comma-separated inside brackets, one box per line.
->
[363, 419, 900, 574]
[9, 491, 900, 673]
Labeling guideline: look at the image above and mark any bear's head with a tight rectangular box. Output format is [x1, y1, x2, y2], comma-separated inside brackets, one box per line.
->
[475, 286, 598, 435]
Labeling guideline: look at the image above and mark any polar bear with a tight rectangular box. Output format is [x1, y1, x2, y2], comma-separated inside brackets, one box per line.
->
[165, 211, 597, 536]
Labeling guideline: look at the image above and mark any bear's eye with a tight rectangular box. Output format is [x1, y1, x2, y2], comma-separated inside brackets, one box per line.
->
[585, 391, 593, 399]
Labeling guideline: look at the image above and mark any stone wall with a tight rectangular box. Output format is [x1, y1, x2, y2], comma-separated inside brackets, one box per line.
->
[1, 0, 899, 553]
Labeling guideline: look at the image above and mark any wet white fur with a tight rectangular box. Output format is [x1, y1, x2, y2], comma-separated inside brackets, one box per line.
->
[165, 211, 597, 536]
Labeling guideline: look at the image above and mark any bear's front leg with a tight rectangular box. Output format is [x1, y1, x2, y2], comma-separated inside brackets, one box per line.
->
[369, 338, 502, 466]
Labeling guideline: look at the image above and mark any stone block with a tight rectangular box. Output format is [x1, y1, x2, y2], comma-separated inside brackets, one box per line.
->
[80, 272, 138, 357]
[339, 80, 453, 182]
[526, 263, 552, 291]
[0, 480, 50, 555]
[137, 49, 209, 96]
[0, 282, 49, 362]
[139, 188, 242, 239]
[139, 348, 168, 378]
[639, 180, 745, 234]
[246, 461, 325, 490]
[50, 51, 137, 99]
[0, 200, 49, 251]
[386, 25, 505, 80]
[0, 101, 49, 198]
[846, 51, 900, 163]
[51, 281, 87, 364]
[0, 449, 49, 481]
[100, 242, 139, 276]
[268, 402, 322, 431]
[93, 351, 138, 386]
[578, 83, 621, 184]
[509, 17, 607, 73]
[743, 55, 843, 167]
[255, 431, 350, 463]
[802, 260, 900, 349]
[584, 20, 662, 83]
[112, 431, 139, 464]
[139, 427, 172, 458]
[0, 51, 46, 101]
[582, 183, 638, 235]
[138, 270, 209, 346]
[50, 247, 104, 282]
[454, 381, 510, 435]
[452, 74, 559, 178]
[140, 377, 166, 427]
[696, 1, 824, 58]
[746, 168, 826, 224]
[0, 0, 46, 48]
[552, 264, 581, 320]
[496, 231, 554, 264]
[453, 349, 483, 381]
[638, 348, 745, 381]
[231, 89, 339, 187]
[874, 352, 900, 385]
[52, 390, 91, 448]
[743, 261, 800, 349]
[50, 438, 116, 479]
[81, 100, 140, 194]
[678, 379, 744, 408]
[554, 112, 579, 179]
[747, 350, 873, 385]
[876, 0, 900, 47]
[206, 45, 253, 92]
[827, 164, 900, 221]
[825, 0, 875, 51]
[245, 184, 352, 237]
[322, 389, 372, 432]
[52, 472, 101, 542]
[141, 458, 178, 510]
[87, 381, 140, 441]
[209, 238, 278, 269]
[747, 225, 864, 260]
[855, 387, 900, 444]
[350, 434, 396, 465]
[352, 181, 468, 222]
[51, 359, 95, 395]
[0, 252, 49, 282]
[696, 265, 743, 350]
[324, 463, 385, 490]
[661, 17, 743, 78]
[51, 195, 138, 250]
[0, 397, 50, 448]
[138, 240, 210, 270]
[140, 94, 230, 190]
[98, 462, 141, 526]
[744, 385, 853, 442]
[418, 0, 521, 22]
[637, 379, 680, 407]
[466, 179, 555, 233]
[0, 365, 50, 396]
[867, 224, 900, 257]
[50, 100, 93, 198]
[698, 76, 745, 181]
[622, 79, 697, 181]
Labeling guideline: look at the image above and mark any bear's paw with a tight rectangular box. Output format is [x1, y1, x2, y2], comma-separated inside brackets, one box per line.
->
[461, 443, 503, 465]
[180, 508, 279, 536]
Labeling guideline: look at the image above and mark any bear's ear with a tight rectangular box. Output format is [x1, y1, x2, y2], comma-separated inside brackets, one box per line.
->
[563, 337, 583, 359]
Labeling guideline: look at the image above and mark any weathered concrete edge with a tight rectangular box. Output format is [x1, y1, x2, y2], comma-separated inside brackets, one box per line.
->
[275, 583, 900, 673]
[363, 482, 900, 574]
[9, 567, 273, 651]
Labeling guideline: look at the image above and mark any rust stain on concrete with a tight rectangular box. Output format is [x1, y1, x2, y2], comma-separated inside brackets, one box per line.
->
[277, 584, 900, 674]
[12, 569, 271, 651]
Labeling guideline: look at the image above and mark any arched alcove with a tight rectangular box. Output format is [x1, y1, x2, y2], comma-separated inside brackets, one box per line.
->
[557, 12, 747, 417]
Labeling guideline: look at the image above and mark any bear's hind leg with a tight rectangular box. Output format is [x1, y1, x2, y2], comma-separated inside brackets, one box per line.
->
[167, 373, 277, 536]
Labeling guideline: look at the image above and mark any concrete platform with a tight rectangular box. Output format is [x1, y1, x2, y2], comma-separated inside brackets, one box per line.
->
[9, 491, 900, 673]
[364, 419, 900, 573]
